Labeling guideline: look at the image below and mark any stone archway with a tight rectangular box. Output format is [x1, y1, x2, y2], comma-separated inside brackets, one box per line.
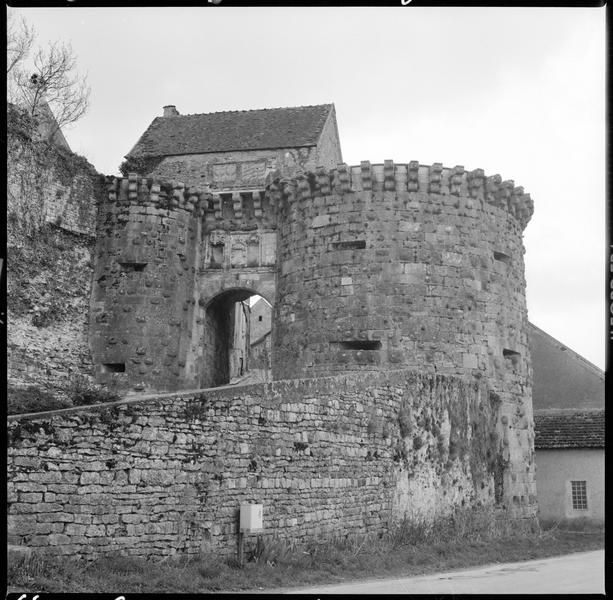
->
[202, 288, 272, 388]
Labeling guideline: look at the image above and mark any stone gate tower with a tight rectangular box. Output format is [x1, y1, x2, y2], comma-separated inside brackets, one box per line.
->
[90, 104, 536, 523]
[271, 161, 535, 516]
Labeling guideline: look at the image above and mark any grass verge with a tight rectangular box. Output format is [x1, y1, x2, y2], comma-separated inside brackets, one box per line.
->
[7, 519, 603, 594]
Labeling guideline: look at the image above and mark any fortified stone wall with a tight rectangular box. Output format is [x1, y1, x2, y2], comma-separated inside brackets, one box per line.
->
[7, 106, 104, 397]
[273, 161, 532, 380]
[91, 177, 203, 392]
[8, 229, 95, 395]
[272, 161, 536, 514]
[90, 160, 536, 522]
[7, 105, 100, 238]
[8, 370, 532, 560]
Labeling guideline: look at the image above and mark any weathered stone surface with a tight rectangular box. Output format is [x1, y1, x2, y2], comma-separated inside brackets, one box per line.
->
[7, 370, 534, 559]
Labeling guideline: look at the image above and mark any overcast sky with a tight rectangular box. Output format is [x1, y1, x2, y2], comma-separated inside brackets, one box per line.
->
[11, 5, 606, 369]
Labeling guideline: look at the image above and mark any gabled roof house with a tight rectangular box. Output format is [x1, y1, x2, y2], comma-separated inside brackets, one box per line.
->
[529, 323, 604, 523]
[124, 103, 343, 191]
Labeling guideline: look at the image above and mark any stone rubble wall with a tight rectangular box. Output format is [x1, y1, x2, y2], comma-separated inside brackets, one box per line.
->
[8, 226, 97, 397]
[7, 107, 101, 238]
[7, 106, 104, 395]
[7, 370, 532, 560]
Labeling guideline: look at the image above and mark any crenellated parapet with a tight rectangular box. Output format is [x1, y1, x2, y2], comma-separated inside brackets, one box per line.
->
[100, 161, 534, 232]
[265, 161, 534, 230]
[101, 173, 276, 231]
[103, 172, 206, 217]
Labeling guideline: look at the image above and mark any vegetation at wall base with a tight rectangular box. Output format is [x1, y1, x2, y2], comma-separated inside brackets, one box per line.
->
[8, 378, 120, 415]
[7, 519, 603, 594]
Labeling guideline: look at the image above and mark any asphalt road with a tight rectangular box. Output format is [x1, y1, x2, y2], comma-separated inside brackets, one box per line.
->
[283, 550, 605, 595]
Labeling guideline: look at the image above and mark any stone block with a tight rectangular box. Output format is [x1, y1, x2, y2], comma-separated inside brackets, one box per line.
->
[311, 215, 331, 228]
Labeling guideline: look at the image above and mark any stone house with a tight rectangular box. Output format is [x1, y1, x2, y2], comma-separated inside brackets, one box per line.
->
[250, 296, 272, 344]
[529, 323, 605, 523]
[123, 103, 343, 190]
[247, 297, 273, 381]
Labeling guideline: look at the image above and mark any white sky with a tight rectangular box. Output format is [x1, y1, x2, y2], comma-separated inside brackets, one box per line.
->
[11, 6, 606, 369]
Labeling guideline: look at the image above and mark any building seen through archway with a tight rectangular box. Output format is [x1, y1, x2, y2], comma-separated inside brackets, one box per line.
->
[204, 291, 272, 388]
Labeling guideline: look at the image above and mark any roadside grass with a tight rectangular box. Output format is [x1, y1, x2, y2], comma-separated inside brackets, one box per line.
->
[7, 517, 604, 594]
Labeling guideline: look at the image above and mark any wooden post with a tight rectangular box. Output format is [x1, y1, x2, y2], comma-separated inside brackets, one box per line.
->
[237, 530, 244, 567]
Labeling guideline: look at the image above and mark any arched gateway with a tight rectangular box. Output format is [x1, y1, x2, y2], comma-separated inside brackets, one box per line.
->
[89, 159, 536, 525]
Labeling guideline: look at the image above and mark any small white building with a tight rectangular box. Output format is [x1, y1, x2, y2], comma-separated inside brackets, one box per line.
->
[529, 323, 604, 524]
[534, 409, 604, 523]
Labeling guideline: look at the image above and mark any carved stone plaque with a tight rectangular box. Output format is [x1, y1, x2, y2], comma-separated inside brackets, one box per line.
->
[211, 163, 237, 185]
[240, 161, 266, 185]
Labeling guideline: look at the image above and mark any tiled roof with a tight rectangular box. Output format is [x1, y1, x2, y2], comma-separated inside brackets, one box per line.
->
[127, 104, 334, 158]
[529, 322, 604, 411]
[534, 409, 604, 449]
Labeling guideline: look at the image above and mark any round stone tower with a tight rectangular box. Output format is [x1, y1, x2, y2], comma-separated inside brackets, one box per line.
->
[272, 160, 536, 519]
[90, 173, 203, 392]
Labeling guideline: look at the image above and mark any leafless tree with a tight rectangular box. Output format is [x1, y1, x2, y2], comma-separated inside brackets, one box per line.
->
[7, 9, 34, 78]
[7, 8, 90, 141]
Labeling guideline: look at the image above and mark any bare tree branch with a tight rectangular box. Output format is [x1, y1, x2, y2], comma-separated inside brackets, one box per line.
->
[7, 9, 34, 77]
[6, 10, 90, 142]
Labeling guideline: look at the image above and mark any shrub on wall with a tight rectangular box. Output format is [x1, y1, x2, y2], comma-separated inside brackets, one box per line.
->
[67, 375, 120, 406]
[119, 155, 164, 178]
[7, 385, 71, 415]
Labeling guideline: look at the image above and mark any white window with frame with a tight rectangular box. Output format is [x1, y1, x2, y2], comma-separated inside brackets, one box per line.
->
[570, 480, 588, 511]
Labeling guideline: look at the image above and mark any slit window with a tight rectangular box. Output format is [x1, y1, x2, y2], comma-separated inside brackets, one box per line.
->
[331, 240, 366, 251]
[503, 349, 520, 369]
[119, 262, 147, 272]
[571, 480, 588, 510]
[493, 251, 511, 265]
[336, 340, 382, 350]
[101, 363, 126, 373]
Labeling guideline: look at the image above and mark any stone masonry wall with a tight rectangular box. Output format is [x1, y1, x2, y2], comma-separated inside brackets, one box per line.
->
[90, 161, 536, 520]
[315, 106, 343, 170]
[272, 162, 536, 517]
[273, 161, 532, 380]
[7, 229, 95, 394]
[7, 105, 100, 238]
[90, 176, 203, 393]
[146, 146, 320, 191]
[7, 370, 528, 560]
[7, 106, 104, 396]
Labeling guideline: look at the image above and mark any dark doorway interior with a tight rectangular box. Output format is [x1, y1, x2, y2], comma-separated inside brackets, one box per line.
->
[203, 290, 270, 388]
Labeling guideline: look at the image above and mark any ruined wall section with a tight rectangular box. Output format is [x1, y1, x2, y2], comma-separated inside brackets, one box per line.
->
[7, 106, 104, 398]
[8, 370, 522, 560]
[90, 175, 204, 393]
[7, 106, 100, 238]
[272, 161, 535, 518]
[8, 229, 96, 397]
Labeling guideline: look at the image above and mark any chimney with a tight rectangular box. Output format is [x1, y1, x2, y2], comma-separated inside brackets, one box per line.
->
[163, 105, 179, 117]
